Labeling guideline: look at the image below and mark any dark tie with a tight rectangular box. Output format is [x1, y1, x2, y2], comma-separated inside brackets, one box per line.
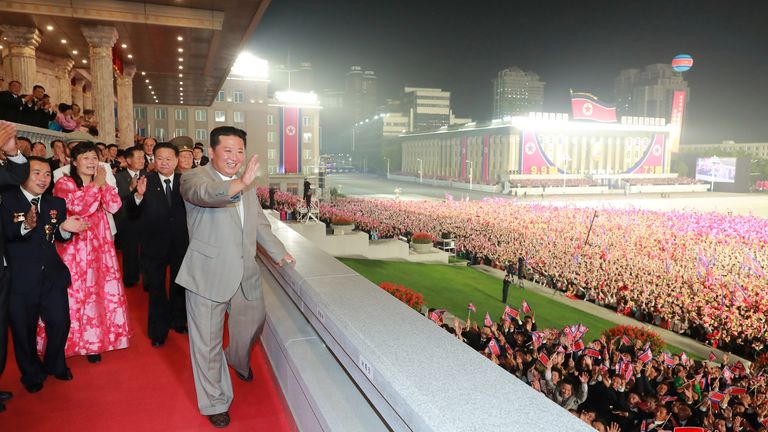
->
[164, 178, 172, 206]
[30, 196, 40, 213]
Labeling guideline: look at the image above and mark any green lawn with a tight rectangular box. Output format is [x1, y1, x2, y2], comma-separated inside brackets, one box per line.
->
[340, 258, 695, 357]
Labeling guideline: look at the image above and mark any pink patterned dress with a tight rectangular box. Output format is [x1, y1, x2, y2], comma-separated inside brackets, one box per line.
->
[39, 176, 132, 357]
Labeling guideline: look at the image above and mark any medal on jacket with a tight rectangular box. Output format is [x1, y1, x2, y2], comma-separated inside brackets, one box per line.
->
[44, 224, 55, 242]
[49, 209, 57, 224]
[13, 212, 25, 223]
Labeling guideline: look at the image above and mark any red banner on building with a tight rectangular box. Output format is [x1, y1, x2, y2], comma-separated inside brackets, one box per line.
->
[519, 131, 556, 175]
[571, 92, 617, 123]
[625, 134, 666, 174]
[482, 134, 490, 183]
[670, 90, 686, 126]
[460, 136, 468, 179]
[281, 107, 300, 173]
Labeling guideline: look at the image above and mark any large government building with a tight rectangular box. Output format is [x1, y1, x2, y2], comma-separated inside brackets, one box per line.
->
[401, 112, 674, 184]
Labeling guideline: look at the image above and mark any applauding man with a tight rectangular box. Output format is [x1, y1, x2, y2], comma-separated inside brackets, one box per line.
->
[1, 156, 88, 394]
[176, 126, 293, 428]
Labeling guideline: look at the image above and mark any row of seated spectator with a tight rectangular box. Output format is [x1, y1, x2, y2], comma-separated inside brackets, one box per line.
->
[622, 177, 703, 186]
[0, 79, 98, 135]
[508, 178, 600, 188]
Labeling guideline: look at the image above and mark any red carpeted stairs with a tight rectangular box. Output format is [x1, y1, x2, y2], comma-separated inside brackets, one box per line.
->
[0, 277, 296, 431]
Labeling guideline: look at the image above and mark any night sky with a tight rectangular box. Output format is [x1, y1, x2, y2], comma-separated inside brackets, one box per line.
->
[250, 0, 768, 144]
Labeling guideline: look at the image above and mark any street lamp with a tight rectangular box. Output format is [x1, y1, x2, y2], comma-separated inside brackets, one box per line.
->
[383, 157, 390, 179]
[417, 158, 423, 183]
[466, 160, 473, 190]
[710, 156, 720, 192]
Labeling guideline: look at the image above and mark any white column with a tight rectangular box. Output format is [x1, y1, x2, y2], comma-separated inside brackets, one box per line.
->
[54, 58, 74, 104]
[83, 84, 92, 110]
[0, 25, 41, 94]
[81, 25, 118, 144]
[72, 77, 85, 108]
[116, 64, 136, 149]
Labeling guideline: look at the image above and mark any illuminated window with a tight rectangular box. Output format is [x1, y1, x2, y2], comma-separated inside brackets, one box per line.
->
[214, 111, 226, 122]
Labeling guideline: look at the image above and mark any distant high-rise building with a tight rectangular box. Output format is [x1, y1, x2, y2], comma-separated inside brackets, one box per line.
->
[492, 67, 545, 118]
[402, 87, 451, 132]
[270, 61, 314, 93]
[344, 66, 378, 123]
[614, 63, 689, 119]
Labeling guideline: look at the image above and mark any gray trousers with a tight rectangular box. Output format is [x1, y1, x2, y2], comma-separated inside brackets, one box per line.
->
[186, 286, 266, 415]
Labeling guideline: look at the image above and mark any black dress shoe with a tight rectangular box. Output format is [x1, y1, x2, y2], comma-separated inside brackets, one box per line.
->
[151, 339, 165, 348]
[208, 412, 230, 428]
[24, 382, 43, 393]
[52, 369, 73, 381]
[235, 367, 253, 382]
[173, 326, 188, 334]
[0, 391, 11, 401]
[86, 354, 102, 363]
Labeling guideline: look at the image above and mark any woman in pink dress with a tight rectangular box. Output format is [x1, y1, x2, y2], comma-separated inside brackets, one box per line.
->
[51, 142, 131, 362]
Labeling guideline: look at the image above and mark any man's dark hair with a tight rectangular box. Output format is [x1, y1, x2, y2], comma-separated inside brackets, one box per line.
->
[68, 142, 99, 189]
[8, 80, 20, 87]
[210, 126, 246, 149]
[30, 142, 46, 153]
[142, 137, 157, 146]
[16, 136, 31, 144]
[50, 139, 64, 149]
[125, 146, 145, 159]
[153, 142, 179, 157]
[194, 142, 204, 148]
[28, 155, 49, 165]
[107, 144, 118, 150]
[32, 85, 45, 92]
[95, 142, 107, 149]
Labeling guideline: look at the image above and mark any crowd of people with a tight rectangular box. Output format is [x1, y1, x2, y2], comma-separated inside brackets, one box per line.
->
[433, 305, 768, 431]
[0, 121, 287, 428]
[318, 197, 768, 361]
[0, 80, 98, 135]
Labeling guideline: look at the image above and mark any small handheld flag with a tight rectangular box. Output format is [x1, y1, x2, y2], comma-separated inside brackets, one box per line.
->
[538, 352, 550, 367]
[621, 335, 631, 346]
[708, 352, 717, 362]
[486, 338, 501, 356]
[521, 299, 531, 314]
[467, 303, 476, 312]
[484, 312, 493, 327]
[638, 348, 653, 364]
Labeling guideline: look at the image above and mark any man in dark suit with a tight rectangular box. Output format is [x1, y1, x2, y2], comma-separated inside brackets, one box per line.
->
[126, 142, 189, 346]
[0, 121, 31, 412]
[1, 156, 88, 395]
[142, 137, 157, 171]
[114, 147, 146, 287]
[192, 144, 209, 167]
[19, 86, 55, 129]
[0, 81, 23, 123]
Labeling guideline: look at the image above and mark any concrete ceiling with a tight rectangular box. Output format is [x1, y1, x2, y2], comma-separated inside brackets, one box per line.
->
[0, 0, 270, 106]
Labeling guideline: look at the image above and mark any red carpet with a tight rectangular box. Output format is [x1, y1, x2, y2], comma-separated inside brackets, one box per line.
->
[0, 278, 296, 431]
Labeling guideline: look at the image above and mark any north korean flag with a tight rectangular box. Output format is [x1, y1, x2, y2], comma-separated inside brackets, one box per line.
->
[584, 348, 601, 358]
[571, 92, 617, 123]
[521, 299, 531, 315]
[538, 352, 550, 367]
[486, 337, 501, 356]
[674, 427, 706, 432]
[638, 348, 653, 364]
[484, 312, 493, 327]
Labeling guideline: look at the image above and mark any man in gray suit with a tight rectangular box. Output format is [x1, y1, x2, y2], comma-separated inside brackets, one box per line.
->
[176, 126, 294, 428]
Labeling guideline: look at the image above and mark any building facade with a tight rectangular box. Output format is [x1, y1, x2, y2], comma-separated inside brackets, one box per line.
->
[682, 141, 768, 159]
[402, 87, 451, 132]
[135, 77, 321, 191]
[400, 113, 674, 185]
[492, 67, 545, 118]
[614, 63, 689, 119]
[344, 66, 378, 123]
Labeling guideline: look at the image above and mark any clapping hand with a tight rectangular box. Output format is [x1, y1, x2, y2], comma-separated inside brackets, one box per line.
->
[61, 215, 90, 233]
[0, 121, 18, 156]
[23, 205, 37, 230]
[135, 176, 147, 198]
[94, 165, 107, 187]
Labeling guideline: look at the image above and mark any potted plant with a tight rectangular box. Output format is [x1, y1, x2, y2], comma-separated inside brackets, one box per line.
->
[410, 232, 434, 252]
[331, 216, 355, 235]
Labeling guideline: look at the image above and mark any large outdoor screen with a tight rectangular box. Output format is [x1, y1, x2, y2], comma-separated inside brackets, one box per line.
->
[695, 157, 737, 183]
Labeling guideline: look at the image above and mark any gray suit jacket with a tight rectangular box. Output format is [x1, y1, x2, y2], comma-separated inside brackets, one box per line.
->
[175, 164, 288, 303]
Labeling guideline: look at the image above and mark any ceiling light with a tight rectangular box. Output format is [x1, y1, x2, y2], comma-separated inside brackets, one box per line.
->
[0, 45, 3, 50]
[180, 101, 184, 104]
[145, 79, 149, 83]
[60, 39, 67, 44]
[127, 54, 133, 59]
[148, 86, 152, 89]
[180, 93, 183, 96]
[141, 71, 146, 76]
[179, 87, 183, 91]
[121, 43, 127, 48]
[177, 48, 183, 52]
[81, 59, 87, 64]
[179, 81, 183, 85]
[46, 25, 54, 31]
[178, 66, 183, 69]
[72, 50, 78, 55]
[178, 58, 183, 62]
[178, 74, 183, 77]
[151, 91, 155, 94]
[177, 36, 183, 41]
